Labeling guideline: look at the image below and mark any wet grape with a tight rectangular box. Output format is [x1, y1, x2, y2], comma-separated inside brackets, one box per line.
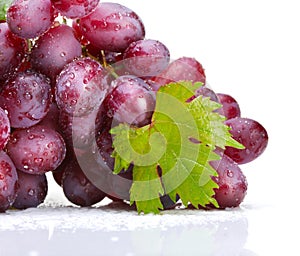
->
[0, 22, 25, 83]
[51, 0, 100, 19]
[13, 170, 48, 209]
[7, 0, 55, 39]
[0, 107, 10, 151]
[0, 151, 18, 212]
[30, 24, 82, 81]
[123, 39, 170, 77]
[62, 159, 106, 207]
[224, 117, 268, 164]
[55, 57, 109, 117]
[0, 70, 52, 128]
[210, 153, 247, 208]
[6, 125, 66, 175]
[216, 93, 241, 120]
[79, 2, 145, 52]
[101, 75, 156, 128]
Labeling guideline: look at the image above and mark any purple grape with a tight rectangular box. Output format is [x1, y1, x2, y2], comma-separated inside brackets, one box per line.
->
[0, 107, 10, 151]
[62, 159, 106, 206]
[0, 151, 18, 212]
[195, 86, 219, 102]
[123, 39, 170, 77]
[216, 93, 241, 120]
[101, 75, 156, 128]
[0, 22, 25, 83]
[210, 153, 247, 208]
[51, 0, 100, 19]
[7, 0, 55, 39]
[6, 125, 66, 175]
[79, 2, 145, 52]
[0, 70, 52, 128]
[154, 57, 206, 88]
[30, 24, 82, 81]
[55, 57, 109, 117]
[38, 102, 60, 131]
[12, 170, 48, 209]
[224, 117, 268, 164]
[58, 109, 98, 149]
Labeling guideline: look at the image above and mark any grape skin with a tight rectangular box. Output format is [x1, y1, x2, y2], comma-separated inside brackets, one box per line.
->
[0, 70, 52, 129]
[0, 22, 25, 83]
[7, 0, 55, 39]
[224, 117, 268, 164]
[210, 153, 248, 208]
[13, 170, 48, 209]
[79, 2, 145, 52]
[6, 125, 66, 175]
[101, 75, 156, 128]
[62, 159, 106, 207]
[216, 93, 241, 120]
[51, 0, 100, 19]
[55, 57, 109, 117]
[0, 151, 18, 212]
[154, 57, 206, 88]
[123, 39, 170, 77]
[30, 24, 82, 82]
[0, 107, 10, 151]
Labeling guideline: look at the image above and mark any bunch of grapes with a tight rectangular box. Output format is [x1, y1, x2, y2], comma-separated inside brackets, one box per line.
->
[0, 0, 268, 213]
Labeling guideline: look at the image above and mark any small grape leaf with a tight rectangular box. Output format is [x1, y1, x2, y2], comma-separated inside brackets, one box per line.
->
[0, 0, 12, 21]
[111, 81, 243, 214]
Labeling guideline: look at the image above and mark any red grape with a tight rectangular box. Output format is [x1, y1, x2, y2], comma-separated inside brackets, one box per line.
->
[0, 151, 18, 212]
[30, 24, 82, 81]
[0, 22, 25, 83]
[55, 57, 109, 117]
[216, 93, 241, 120]
[210, 153, 247, 208]
[79, 2, 145, 52]
[7, 0, 55, 39]
[13, 170, 48, 209]
[101, 75, 156, 128]
[62, 159, 106, 207]
[0, 70, 52, 128]
[6, 125, 66, 175]
[51, 0, 100, 19]
[224, 117, 268, 164]
[154, 57, 206, 88]
[123, 39, 170, 77]
[0, 107, 10, 151]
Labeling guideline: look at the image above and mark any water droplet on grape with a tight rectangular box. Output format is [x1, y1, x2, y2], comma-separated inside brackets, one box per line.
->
[27, 189, 35, 196]
[226, 169, 234, 178]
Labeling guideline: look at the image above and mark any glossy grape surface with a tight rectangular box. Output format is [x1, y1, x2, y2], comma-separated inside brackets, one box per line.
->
[6, 125, 66, 175]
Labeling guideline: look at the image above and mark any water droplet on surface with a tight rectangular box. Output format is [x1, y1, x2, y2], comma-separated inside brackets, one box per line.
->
[226, 169, 234, 178]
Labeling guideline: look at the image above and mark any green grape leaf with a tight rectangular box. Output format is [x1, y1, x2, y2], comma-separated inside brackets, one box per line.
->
[0, 0, 12, 21]
[111, 81, 244, 214]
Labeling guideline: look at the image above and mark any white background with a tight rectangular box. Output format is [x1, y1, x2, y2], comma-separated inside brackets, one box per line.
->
[2, 0, 300, 255]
